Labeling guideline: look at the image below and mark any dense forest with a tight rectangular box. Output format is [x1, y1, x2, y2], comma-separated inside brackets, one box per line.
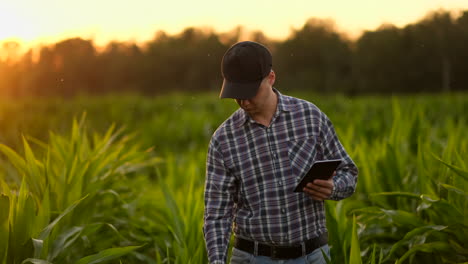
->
[1, 9, 467, 97]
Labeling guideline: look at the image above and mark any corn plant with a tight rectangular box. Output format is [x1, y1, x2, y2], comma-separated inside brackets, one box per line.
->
[348, 98, 468, 263]
[0, 92, 466, 263]
[0, 116, 158, 263]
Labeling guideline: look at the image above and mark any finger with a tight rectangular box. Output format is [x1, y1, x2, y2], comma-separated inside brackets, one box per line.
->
[303, 187, 329, 200]
[303, 189, 326, 200]
[304, 188, 328, 201]
[310, 196, 325, 201]
[312, 179, 333, 188]
[306, 183, 332, 196]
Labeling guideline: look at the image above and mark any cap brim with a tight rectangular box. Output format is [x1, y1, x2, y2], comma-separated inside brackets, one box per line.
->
[219, 79, 262, 99]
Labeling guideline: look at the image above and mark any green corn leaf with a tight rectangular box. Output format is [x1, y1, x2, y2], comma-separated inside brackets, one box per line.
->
[321, 248, 332, 264]
[440, 183, 468, 198]
[50, 223, 108, 261]
[349, 215, 362, 264]
[66, 155, 79, 185]
[397, 242, 452, 263]
[432, 154, 468, 182]
[0, 179, 10, 194]
[24, 136, 48, 150]
[355, 206, 425, 228]
[159, 178, 184, 243]
[369, 244, 376, 264]
[21, 259, 53, 264]
[92, 124, 119, 156]
[71, 118, 80, 147]
[14, 179, 35, 249]
[48, 131, 67, 165]
[49, 226, 83, 261]
[369, 192, 421, 199]
[35, 188, 51, 237]
[37, 194, 89, 241]
[448, 239, 468, 255]
[22, 136, 44, 196]
[384, 225, 447, 261]
[32, 239, 43, 259]
[0, 195, 10, 264]
[417, 195, 463, 224]
[75, 245, 142, 264]
[350, 206, 385, 215]
[66, 161, 89, 206]
[380, 209, 424, 227]
[0, 143, 27, 174]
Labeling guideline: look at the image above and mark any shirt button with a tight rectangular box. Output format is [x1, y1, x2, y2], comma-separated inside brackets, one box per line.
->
[281, 208, 286, 214]
[278, 181, 283, 186]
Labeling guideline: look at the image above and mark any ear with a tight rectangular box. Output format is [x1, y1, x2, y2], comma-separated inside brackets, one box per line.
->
[269, 70, 276, 86]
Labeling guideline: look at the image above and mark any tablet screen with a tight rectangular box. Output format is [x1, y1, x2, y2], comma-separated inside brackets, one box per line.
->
[293, 159, 341, 192]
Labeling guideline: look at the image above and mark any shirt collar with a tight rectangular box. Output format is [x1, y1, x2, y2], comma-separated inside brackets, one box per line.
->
[233, 88, 294, 128]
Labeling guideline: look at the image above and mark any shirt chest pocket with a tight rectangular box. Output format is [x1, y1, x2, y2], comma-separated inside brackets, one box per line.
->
[287, 137, 320, 178]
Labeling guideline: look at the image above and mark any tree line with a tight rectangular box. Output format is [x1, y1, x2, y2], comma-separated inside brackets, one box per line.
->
[0, 9, 467, 97]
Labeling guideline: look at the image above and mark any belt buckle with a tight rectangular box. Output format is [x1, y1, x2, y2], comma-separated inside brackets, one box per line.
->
[271, 245, 289, 260]
[271, 246, 279, 259]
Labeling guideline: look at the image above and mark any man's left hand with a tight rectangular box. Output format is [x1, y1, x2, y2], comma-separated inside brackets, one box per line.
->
[303, 172, 335, 201]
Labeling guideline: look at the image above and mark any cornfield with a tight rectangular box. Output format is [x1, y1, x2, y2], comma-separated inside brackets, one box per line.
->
[0, 92, 466, 263]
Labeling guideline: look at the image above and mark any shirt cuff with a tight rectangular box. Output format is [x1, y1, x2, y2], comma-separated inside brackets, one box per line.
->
[329, 177, 342, 200]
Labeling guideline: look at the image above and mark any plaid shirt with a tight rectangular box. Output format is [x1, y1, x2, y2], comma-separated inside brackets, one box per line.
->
[203, 90, 358, 263]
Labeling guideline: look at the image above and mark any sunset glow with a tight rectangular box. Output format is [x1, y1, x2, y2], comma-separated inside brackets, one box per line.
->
[1, 0, 468, 47]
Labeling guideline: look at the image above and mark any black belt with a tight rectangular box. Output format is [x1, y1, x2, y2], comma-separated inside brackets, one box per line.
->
[234, 232, 328, 260]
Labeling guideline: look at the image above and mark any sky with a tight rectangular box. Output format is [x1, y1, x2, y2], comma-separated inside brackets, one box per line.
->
[1, 0, 468, 48]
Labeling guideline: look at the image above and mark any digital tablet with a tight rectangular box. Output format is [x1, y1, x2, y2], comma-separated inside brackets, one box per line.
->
[293, 159, 341, 192]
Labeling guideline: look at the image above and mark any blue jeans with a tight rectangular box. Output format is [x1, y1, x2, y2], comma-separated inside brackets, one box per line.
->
[230, 244, 330, 264]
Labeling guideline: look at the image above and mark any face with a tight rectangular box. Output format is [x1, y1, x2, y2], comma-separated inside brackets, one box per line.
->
[235, 71, 275, 115]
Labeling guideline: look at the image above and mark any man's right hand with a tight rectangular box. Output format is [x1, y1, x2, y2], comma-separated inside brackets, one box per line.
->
[303, 171, 336, 201]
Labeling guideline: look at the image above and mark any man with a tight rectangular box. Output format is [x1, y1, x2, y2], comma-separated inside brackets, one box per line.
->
[203, 41, 358, 264]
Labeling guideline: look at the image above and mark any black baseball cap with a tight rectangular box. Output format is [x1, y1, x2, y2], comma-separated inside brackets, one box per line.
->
[220, 41, 272, 99]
